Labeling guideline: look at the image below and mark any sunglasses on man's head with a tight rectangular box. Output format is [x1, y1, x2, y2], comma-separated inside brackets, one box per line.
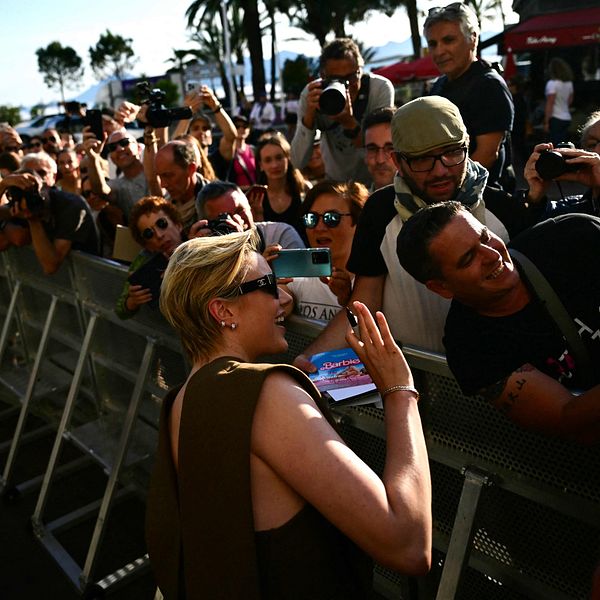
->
[141, 217, 169, 240]
[107, 138, 131, 152]
[303, 210, 351, 229]
[427, 2, 468, 16]
[237, 273, 279, 299]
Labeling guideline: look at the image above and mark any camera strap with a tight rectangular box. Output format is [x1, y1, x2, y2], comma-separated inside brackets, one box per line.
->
[509, 248, 595, 387]
[353, 74, 371, 123]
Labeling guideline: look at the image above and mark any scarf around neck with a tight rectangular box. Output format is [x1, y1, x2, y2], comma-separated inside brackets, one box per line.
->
[393, 158, 489, 223]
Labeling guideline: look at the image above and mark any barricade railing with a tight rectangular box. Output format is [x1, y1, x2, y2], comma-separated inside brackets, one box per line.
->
[0, 247, 95, 497]
[0, 248, 598, 599]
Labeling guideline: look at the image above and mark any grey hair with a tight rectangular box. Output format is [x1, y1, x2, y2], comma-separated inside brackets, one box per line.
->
[424, 3, 480, 44]
[20, 151, 57, 175]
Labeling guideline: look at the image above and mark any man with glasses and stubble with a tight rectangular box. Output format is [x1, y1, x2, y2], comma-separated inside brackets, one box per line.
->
[291, 38, 394, 187]
[294, 96, 539, 371]
[425, 2, 514, 189]
[83, 128, 148, 221]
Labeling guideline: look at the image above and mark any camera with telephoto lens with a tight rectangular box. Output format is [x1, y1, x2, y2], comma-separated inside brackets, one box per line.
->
[5, 185, 47, 216]
[207, 213, 237, 236]
[535, 142, 580, 180]
[136, 81, 193, 128]
[319, 78, 349, 116]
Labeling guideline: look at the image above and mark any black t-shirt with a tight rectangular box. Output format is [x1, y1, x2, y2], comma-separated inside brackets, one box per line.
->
[44, 188, 99, 255]
[430, 61, 514, 186]
[445, 214, 600, 395]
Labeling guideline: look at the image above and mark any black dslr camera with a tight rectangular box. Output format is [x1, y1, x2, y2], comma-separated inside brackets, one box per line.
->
[136, 81, 193, 128]
[318, 78, 349, 116]
[535, 142, 580, 180]
[207, 213, 237, 236]
[5, 185, 47, 216]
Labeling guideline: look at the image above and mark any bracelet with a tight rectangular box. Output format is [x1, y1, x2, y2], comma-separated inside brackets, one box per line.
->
[380, 385, 419, 401]
[144, 135, 158, 145]
[211, 104, 223, 113]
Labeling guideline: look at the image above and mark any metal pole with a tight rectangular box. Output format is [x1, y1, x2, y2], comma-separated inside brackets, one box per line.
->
[220, 1, 237, 110]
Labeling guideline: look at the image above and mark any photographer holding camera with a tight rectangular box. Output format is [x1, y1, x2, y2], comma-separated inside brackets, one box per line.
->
[291, 38, 394, 186]
[523, 126, 600, 219]
[0, 153, 98, 273]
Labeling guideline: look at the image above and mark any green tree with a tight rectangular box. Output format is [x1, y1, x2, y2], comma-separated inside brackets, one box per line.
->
[281, 54, 317, 95]
[166, 49, 195, 99]
[35, 42, 84, 104]
[464, 0, 506, 28]
[0, 105, 21, 126]
[30, 104, 46, 119]
[186, 0, 267, 100]
[89, 30, 136, 105]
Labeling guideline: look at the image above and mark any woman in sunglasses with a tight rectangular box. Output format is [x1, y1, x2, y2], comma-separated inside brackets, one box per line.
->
[285, 180, 367, 322]
[146, 229, 431, 598]
[116, 196, 184, 319]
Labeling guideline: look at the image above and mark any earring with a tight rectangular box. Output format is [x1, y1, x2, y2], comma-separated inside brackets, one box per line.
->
[230, 323, 237, 330]
[220, 320, 226, 327]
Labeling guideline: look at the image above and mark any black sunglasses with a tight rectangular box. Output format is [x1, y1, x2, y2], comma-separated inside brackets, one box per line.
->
[107, 138, 131, 152]
[42, 136, 59, 143]
[27, 141, 42, 149]
[303, 210, 351, 229]
[141, 217, 169, 240]
[237, 273, 279, 299]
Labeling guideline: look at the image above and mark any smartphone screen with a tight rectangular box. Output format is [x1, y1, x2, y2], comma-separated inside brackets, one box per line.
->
[273, 248, 332, 278]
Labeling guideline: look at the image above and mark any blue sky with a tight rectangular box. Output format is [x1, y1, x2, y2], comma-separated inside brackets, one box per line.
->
[3, 0, 516, 112]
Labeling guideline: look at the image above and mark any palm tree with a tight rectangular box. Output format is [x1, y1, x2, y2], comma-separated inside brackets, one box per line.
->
[185, 0, 267, 99]
[464, 0, 506, 29]
[166, 49, 195, 98]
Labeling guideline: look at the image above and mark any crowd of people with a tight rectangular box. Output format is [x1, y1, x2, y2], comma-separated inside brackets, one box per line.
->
[1, 2, 600, 597]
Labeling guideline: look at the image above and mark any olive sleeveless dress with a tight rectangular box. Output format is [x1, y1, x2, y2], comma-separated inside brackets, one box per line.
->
[145, 357, 372, 599]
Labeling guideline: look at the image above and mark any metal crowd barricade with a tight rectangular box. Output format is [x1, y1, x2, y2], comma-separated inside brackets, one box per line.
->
[30, 251, 187, 596]
[279, 318, 600, 600]
[0, 246, 93, 497]
[2, 246, 598, 599]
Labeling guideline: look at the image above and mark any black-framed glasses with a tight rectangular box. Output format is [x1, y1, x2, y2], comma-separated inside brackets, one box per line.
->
[42, 136, 59, 144]
[365, 143, 394, 159]
[141, 217, 169, 240]
[237, 273, 278, 299]
[107, 138, 131, 152]
[395, 145, 467, 173]
[303, 210, 352, 229]
[427, 2, 468, 17]
[26, 141, 42, 149]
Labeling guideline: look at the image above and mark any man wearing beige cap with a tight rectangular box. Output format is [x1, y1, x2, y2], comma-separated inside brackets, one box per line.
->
[294, 96, 535, 367]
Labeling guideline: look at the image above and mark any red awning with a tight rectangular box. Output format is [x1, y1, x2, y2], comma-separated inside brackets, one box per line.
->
[373, 55, 439, 84]
[504, 7, 600, 51]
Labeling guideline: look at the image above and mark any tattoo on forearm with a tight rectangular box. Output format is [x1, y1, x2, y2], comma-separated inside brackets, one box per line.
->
[481, 364, 533, 414]
[481, 376, 509, 403]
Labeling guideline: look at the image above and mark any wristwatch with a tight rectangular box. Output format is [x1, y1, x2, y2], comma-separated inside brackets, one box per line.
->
[342, 124, 361, 139]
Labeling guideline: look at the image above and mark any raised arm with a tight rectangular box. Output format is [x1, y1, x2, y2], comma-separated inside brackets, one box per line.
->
[252, 302, 431, 573]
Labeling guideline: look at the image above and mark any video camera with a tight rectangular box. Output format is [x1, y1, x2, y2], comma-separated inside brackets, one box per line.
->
[535, 142, 580, 180]
[319, 78, 349, 116]
[136, 81, 193, 128]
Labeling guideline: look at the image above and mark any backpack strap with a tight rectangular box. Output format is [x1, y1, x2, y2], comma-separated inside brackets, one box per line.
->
[509, 248, 594, 387]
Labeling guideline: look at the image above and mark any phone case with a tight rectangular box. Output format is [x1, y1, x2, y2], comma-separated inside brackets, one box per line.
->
[273, 248, 332, 278]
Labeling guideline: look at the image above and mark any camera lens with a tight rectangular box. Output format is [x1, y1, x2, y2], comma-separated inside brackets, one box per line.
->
[312, 250, 329, 265]
[319, 81, 347, 116]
